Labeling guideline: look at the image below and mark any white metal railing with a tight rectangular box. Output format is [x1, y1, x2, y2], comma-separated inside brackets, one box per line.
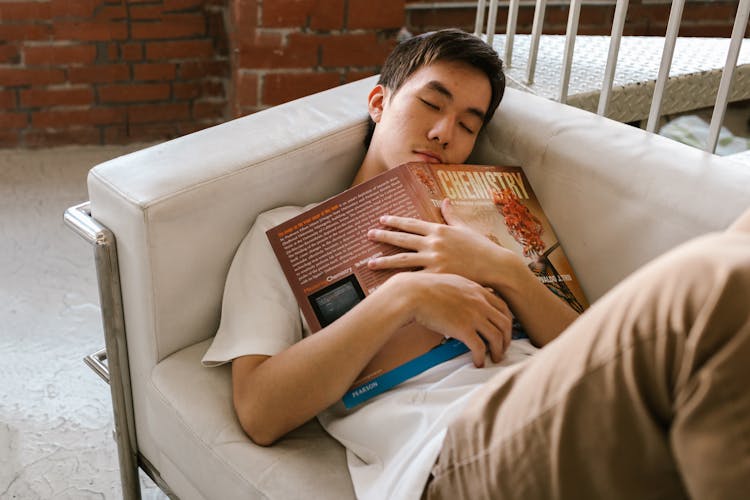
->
[474, 0, 750, 154]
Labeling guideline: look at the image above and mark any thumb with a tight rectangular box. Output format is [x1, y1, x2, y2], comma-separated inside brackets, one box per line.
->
[440, 198, 468, 227]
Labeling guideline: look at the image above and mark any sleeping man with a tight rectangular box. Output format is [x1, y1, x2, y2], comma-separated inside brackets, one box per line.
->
[203, 28, 750, 500]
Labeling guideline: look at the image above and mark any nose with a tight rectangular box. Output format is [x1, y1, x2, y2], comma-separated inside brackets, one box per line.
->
[427, 116, 454, 149]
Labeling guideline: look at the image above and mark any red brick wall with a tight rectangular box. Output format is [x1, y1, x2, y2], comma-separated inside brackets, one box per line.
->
[229, 0, 404, 117]
[0, 0, 229, 148]
[2, 0, 743, 148]
[406, 0, 746, 38]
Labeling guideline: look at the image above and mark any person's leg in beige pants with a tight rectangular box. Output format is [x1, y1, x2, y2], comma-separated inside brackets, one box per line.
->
[425, 211, 750, 500]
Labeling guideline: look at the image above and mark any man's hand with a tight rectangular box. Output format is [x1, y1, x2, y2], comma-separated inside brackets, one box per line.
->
[367, 199, 523, 288]
[383, 272, 513, 366]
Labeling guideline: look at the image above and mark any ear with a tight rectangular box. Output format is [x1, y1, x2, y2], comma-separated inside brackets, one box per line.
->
[368, 84, 387, 123]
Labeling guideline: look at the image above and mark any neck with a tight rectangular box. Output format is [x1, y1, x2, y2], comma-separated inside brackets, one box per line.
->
[350, 150, 387, 187]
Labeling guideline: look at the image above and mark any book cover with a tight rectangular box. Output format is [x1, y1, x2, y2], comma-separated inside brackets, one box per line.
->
[266, 162, 587, 407]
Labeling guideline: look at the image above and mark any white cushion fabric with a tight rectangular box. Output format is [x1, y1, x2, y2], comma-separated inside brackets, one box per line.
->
[85, 79, 750, 499]
[151, 340, 355, 499]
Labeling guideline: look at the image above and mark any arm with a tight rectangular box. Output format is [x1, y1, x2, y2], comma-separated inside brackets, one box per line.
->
[232, 271, 513, 446]
[366, 201, 578, 347]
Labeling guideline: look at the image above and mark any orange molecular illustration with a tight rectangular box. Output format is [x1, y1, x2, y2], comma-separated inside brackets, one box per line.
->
[492, 189, 545, 257]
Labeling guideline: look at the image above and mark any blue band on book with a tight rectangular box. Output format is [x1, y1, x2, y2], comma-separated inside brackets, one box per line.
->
[342, 339, 470, 408]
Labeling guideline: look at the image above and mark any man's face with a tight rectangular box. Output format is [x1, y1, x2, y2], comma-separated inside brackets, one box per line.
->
[367, 60, 492, 172]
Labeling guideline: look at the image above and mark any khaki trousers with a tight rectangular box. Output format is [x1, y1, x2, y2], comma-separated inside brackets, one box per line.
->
[425, 229, 750, 500]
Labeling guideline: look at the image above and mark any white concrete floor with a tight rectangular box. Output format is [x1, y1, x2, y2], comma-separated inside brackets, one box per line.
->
[0, 145, 167, 499]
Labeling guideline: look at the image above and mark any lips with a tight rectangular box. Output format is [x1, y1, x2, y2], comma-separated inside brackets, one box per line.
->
[413, 150, 443, 163]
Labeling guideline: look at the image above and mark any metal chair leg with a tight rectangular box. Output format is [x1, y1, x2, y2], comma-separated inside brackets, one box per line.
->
[64, 202, 142, 500]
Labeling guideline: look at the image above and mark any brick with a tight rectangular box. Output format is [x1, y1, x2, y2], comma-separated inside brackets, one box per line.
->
[133, 63, 177, 81]
[122, 43, 144, 61]
[407, 8, 475, 33]
[24, 127, 101, 147]
[311, 0, 345, 30]
[235, 71, 258, 108]
[146, 40, 214, 60]
[99, 83, 171, 103]
[131, 15, 206, 40]
[682, 2, 738, 21]
[542, 5, 609, 26]
[105, 122, 180, 144]
[238, 32, 318, 69]
[345, 70, 376, 83]
[32, 107, 125, 127]
[0, 1, 52, 21]
[262, 0, 312, 27]
[0, 24, 53, 42]
[20, 87, 94, 107]
[320, 33, 395, 67]
[69, 64, 129, 83]
[178, 120, 220, 135]
[24, 44, 97, 66]
[0, 90, 16, 109]
[347, 0, 404, 30]
[262, 71, 340, 106]
[193, 100, 225, 120]
[207, 9, 230, 55]
[95, 5, 128, 20]
[201, 79, 225, 98]
[178, 60, 229, 79]
[104, 43, 119, 61]
[127, 102, 190, 123]
[163, 0, 204, 11]
[173, 81, 201, 99]
[0, 111, 27, 129]
[231, 0, 258, 28]
[54, 21, 128, 41]
[0, 130, 20, 148]
[261, 0, 345, 30]
[0, 68, 66, 87]
[129, 4, 164, 20]
[51, 0, 97, 19]
[0, 44, 21, 64]
[670, 23, 734, 38]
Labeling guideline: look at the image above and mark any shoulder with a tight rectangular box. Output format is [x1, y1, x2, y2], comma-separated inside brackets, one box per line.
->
[254, 205, 309, 230]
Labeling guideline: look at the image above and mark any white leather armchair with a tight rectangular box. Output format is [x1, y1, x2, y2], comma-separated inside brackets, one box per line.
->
[65, 76, 750, 499]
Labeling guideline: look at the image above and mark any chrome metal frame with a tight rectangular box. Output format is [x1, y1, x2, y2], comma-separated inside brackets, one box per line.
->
[64, 202, 176, 500]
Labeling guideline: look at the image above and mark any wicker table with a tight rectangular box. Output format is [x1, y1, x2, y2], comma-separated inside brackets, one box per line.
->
[487, 34, 750, 123]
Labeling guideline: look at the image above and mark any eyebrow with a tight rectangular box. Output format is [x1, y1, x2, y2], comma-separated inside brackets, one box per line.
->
[425, 80, 487, 122]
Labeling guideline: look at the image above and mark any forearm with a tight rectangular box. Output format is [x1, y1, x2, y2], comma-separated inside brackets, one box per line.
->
[233, 283, 410, 445]
[488, 257, 579, 347]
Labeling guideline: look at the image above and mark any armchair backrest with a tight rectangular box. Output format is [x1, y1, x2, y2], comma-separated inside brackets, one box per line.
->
[88, 77, 376, 376]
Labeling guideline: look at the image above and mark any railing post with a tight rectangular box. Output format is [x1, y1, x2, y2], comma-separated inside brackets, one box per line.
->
[598, 0, 630, 116]
[706, 0, 750, 153]
[645, 0, 686, 133]
[559, 0, 583, 103]
[526, 0, 548, 85]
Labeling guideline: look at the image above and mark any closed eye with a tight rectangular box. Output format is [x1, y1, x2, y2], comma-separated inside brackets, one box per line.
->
[419, 98, 440, 110]
[460, 122, 476, 134]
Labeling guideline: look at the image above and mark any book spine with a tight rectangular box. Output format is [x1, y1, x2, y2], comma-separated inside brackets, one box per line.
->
[342, 339, 469, 408]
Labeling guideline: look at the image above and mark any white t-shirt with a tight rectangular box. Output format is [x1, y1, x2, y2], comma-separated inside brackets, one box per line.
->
[202, 206, 538, 500]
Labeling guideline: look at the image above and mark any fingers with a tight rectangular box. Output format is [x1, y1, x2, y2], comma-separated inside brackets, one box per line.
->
[367, 251, 424, 270]
[377, 215, 437, 235]
[460, 289, 513, 367]
[367, 227, 423, 251]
